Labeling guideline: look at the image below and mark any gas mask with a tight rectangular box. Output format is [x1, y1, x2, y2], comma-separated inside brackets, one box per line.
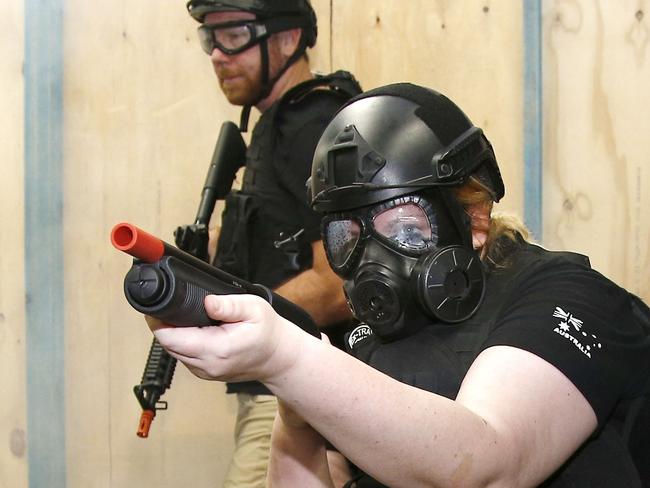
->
[322, 190, 485, 341]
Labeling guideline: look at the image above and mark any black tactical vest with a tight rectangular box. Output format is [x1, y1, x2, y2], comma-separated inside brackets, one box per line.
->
[215, 72, 362, 396]
[214, 71, 362, 289]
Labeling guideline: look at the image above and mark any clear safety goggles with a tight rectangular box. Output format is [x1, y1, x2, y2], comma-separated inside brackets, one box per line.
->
[197, 16, 302, 55]
[197, 20, 270, 55]
[322, 195, 439, 274]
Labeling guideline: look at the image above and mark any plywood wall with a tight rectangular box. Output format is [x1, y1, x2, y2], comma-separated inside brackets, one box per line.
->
[1, 1, 647, 487]
[62, 2, 239, 487]
[0, 1, 28, 487]
[542, 0, 650, 299]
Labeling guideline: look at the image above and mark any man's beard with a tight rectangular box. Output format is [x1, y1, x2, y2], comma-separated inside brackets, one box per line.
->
[215, 67, 264, 107]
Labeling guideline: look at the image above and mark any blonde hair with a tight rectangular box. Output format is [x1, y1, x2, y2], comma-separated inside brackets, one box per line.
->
[454, 176, 531, 266]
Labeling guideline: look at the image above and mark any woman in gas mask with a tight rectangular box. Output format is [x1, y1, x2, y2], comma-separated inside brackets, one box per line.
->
[148, 83, 650, 487]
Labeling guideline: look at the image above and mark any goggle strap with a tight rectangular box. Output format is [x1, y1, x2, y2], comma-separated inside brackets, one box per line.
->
[246, 28, 309, 127]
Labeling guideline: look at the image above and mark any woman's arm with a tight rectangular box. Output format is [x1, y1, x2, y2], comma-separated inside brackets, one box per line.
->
[267, 401, 334, 488]
[266, 337, 596, 487]
[150, 294, 597, 487]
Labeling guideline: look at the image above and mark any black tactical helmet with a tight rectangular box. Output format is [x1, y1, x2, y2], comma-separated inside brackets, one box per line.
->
[309, 83, 504, 213]
[186, 0, 317, 48]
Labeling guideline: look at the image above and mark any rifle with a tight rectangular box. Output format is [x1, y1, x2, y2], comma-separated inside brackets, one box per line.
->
[128, 121, 246, 437]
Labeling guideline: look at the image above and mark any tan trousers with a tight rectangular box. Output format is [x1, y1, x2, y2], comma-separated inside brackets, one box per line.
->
[223, 394, 278, 488]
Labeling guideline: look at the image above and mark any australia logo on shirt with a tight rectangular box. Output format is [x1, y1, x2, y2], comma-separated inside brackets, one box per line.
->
[552, 306, 602, 359]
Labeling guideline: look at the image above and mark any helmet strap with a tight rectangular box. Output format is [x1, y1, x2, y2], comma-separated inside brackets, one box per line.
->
[239, 33, 308, 132]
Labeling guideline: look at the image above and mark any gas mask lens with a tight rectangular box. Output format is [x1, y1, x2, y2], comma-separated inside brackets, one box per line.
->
[197, 21, 268, 55]
[324, 219, 361, 268]
[371, 203, 434, 251]
[323, 197, 438, 274]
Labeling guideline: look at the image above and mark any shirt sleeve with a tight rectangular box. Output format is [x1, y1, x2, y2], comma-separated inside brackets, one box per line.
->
[481, 261, 650, 425]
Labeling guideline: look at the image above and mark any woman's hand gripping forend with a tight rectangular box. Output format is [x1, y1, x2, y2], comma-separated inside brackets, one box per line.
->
[145, 294, 304, 385]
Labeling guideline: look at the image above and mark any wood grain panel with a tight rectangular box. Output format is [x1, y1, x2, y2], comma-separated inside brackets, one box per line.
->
[543, 0, 649, 301]
[63, 2, 238, 486]
[0, 1, 28, 487]
[311, 0, 333, 73]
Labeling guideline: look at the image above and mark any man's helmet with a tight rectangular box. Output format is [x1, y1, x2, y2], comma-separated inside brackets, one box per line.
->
[309, 83, 505, 340]
[186, 0, 317, 48]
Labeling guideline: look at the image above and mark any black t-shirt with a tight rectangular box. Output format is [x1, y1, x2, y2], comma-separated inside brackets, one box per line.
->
[347, 240, 650, 487]
[483, 258, 650, 426]
[483, 253, 650, 487]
